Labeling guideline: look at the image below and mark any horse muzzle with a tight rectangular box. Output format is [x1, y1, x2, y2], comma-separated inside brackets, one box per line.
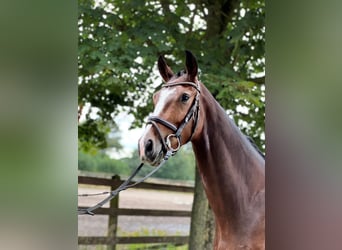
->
[138, 132, 164, 166]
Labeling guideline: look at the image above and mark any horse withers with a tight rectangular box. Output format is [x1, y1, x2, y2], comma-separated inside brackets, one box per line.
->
[138, 51, 265, 250]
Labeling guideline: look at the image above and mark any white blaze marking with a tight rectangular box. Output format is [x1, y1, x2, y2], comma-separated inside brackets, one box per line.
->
[153, 88, 176, 116]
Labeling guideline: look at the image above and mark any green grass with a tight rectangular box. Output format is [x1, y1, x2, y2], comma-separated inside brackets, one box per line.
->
[115, 243, 188, 250]
[79, 228, 188, 250]
[78, 246, 107, 250]
[117, 227, 171, 237]
[79, 244, 187, 250]
[116, 244, 188, 250]
[116, 228, 188, 250]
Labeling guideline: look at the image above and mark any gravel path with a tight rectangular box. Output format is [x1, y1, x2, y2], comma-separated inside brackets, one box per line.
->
[78, 186, 194, 236]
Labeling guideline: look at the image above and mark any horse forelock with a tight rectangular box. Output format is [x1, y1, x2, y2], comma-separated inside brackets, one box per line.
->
[176, 70, 186, 77]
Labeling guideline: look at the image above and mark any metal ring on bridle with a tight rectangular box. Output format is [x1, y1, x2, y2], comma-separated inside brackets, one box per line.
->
[166, 134, 181, 152]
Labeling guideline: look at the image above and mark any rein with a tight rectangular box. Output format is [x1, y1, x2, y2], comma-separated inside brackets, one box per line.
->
[78, 161, 165, 215]
[78, 81, 201, 215]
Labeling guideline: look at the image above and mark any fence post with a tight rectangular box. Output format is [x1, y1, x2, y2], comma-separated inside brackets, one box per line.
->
[107, 175, 120, 250]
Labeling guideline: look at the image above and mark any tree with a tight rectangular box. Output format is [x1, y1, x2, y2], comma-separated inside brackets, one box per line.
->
[121, 145, 196, 181]
[78, 0, 265, 247]
[189, 168, 215, 250]
[78, 0, 265, 150]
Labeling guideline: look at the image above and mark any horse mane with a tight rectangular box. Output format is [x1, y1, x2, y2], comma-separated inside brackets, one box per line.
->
[198, 78, 265, 159]
[246, 136, 265, 159]
[176, 70, 186, 77]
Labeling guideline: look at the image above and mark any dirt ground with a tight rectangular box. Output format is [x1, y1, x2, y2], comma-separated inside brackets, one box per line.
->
[78, 186, 194, 236]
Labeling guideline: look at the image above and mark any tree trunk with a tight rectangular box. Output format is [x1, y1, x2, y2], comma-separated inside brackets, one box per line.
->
[189, 166, 215, 250]
[204, 0, 239, 38]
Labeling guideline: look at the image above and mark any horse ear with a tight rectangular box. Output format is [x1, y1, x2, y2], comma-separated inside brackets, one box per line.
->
[158, 55, 174, 82]
[185, 50, 198, 82]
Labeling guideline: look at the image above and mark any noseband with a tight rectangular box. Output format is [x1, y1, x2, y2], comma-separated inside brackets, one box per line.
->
[147, 81, 201, 159]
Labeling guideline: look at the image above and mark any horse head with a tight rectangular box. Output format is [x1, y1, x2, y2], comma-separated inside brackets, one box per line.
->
[138, 51, 201, 166]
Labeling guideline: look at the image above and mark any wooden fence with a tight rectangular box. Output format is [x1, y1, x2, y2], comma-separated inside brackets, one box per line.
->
[78, 174, 194, 249]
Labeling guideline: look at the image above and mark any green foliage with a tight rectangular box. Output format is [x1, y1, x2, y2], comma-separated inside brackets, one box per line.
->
[78, 0, 265, 151]
[78, 150, 131, 175]
[78, 145, 195, 181]
[78, 119, 110, 153]
[78, 119, 124, 154]
[121, 146, 195, 181]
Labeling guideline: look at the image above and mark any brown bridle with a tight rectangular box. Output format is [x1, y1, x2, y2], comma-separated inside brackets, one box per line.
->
[147, 81, 201, 159]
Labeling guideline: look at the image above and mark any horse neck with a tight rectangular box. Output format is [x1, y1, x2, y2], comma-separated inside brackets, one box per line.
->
[191, 83, 265, 234]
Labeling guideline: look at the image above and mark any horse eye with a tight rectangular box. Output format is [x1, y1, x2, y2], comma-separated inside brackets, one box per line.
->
[181, 93, 190, 103]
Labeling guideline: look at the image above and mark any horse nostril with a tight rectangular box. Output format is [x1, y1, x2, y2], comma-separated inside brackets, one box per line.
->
[145, 139, 153, 154]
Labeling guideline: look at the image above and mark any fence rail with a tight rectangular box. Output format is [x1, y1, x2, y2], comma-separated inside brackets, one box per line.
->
[78, 175, 194, 192]
[78, 174, 194, 248]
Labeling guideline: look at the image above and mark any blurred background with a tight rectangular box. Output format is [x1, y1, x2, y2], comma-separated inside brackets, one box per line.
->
[77, 0, 264, 249]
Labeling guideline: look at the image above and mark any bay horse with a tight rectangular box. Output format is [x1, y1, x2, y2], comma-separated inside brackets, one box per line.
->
[138, 51, 265, 250]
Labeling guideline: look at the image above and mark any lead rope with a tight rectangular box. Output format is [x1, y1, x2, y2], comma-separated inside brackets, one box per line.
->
[78, 153, 172, 215]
